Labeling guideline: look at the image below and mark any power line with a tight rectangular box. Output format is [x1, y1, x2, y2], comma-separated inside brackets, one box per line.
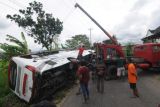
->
[60, 0, 89, 29]
[62, 7, 76, 23]
[12, 0, 25, 7]
[61, 0, 73, 8]
[63, 0, 75, 7]
[73, 0, 77, 3]
[74, 8, 92, 31]
[62, 3, 93, 36]
[0, 1, 18, 12]
[8, 0, 25, 9]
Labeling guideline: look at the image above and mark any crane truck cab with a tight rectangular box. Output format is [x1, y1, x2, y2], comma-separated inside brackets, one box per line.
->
[8, 50, 91, 103]
[94, 43, 125, 79]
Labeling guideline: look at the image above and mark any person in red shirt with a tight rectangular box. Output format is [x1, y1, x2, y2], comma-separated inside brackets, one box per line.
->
[127, 58, 139, 97]
[77, 45, 85, 61]
[77, 60, 90, 103]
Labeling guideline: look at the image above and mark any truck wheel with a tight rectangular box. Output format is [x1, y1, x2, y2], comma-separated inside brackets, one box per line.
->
[106, 65, 117, 80]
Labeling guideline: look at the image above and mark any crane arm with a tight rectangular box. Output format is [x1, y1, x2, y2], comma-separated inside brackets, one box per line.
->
[75, 3, 117, 45]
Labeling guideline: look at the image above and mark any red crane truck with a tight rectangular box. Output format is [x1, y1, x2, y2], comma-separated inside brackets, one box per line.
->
[75, 3, 160, 72]
[75, 3, 125, 79]
[133, 43, 160, 70]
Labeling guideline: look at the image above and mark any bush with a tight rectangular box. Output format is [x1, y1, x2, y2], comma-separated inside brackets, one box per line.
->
[0, 60, 10, 106]
[0, 70, 9, 94]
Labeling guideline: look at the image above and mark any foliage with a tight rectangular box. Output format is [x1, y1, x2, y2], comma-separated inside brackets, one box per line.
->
[103, 35, 118, 44]
[0, 32, 29, 60]
[0, 61, 10, 107]
[61, 44, 67, 49]
[6, 32, 29, 54]
[0, 60, 28, 107]
[0, 60, 9, 71]
[65, 34, 90, 49]
[6, 1, 63, 51]
[143, 38, 157, 43]
[0, 44, 24, 60]
[125, 42, 134, 57]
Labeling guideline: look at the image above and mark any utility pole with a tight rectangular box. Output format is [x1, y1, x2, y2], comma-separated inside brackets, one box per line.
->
[89, 28, 93, 47]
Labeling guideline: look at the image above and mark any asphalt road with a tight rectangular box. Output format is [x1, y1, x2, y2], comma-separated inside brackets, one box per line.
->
[60, 70, 160, 107]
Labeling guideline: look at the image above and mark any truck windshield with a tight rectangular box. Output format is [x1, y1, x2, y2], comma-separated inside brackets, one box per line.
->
[106, 48, 120, 59]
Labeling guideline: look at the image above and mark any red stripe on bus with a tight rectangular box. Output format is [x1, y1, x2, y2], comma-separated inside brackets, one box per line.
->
[22, 74, 28, 96]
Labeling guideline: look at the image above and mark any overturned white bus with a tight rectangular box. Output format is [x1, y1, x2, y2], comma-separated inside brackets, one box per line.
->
[8, 50, 91, 103]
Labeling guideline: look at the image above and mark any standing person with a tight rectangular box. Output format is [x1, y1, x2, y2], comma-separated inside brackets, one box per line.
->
[76, 61, 81, 95]
[77, 44, 85, 61]
[96, 63, 105, 93]
[127, 58, 139, 97]
[77, 60, 90, 103]
[90, 53, 96, 81]
[117, 57, 126, 79]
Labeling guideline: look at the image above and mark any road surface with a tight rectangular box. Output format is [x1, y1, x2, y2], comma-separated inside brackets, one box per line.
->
[60, 71, 160, 107]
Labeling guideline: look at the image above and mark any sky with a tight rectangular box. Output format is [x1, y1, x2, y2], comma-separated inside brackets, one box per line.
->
[0, 0, 160, 51]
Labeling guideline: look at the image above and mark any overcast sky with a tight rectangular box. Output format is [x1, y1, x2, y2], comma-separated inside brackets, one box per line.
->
[0, 0, 160, 51]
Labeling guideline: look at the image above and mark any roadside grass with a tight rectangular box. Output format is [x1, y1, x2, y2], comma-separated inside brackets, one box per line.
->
[0, 60, 29, 107]
[0, 69, 10, 97]
[54, 82, 77, 107]
[0, 93, 28, 107]
[0, 61, 10, 107]
[54, 86, 70, 104]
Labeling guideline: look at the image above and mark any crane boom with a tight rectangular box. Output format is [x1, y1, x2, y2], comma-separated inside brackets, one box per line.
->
[75, 3, 117, 45]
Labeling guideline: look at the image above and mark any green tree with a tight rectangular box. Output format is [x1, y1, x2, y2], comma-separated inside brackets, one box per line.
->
[0, 32, 29, 60]
[6, 1, 63, 51]
[103, 35, 118, 44]
[65, 34, 90, 49]
[0, 60, 10, 106]
[125, 42, 134, 57]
